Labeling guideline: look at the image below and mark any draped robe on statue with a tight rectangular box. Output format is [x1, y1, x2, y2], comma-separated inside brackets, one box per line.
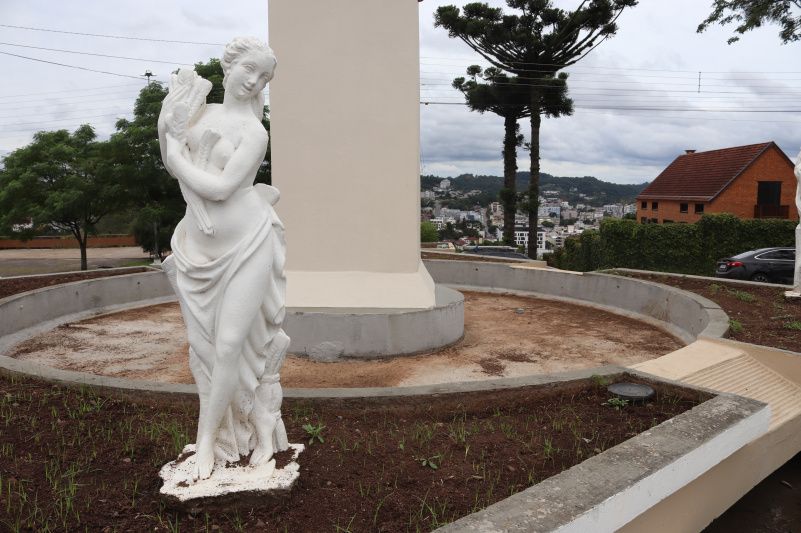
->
[163, 184, 290, 462]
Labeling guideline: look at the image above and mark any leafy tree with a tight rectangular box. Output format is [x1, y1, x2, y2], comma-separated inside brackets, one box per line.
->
[421, 221, 439, 242]
[435, 0, 637, 257]
[698, 0, 801, 44]
[439, 222, 461, 241]
[542, 219, 555, 228]
[109, 82, 179, 259]
[0, 125, 124, 270]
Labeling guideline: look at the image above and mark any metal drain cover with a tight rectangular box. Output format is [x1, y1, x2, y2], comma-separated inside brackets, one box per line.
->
[607, 382, 655, 402]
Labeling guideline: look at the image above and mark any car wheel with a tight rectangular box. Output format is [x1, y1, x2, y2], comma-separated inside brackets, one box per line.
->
[750, 272, 770, 283]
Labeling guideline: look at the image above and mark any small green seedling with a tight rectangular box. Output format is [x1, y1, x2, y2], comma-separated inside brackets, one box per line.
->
[729, 319, 743, 333]
[604, 397, 629, 410]
[417, 454, 442, 470]
[727, 288, 756, 303]
[783, 321, 801, 331]
[590, 374, 611, 387]
[302, 422, 325, 445]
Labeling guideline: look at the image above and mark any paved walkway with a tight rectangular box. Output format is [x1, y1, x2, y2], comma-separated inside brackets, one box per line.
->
[0, 247, 151, 276]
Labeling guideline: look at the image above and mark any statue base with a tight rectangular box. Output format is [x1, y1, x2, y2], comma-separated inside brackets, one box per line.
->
[159, 443, 304, 512]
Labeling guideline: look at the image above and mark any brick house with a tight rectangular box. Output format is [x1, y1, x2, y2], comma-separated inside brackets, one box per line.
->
[636, 142, 798, 224]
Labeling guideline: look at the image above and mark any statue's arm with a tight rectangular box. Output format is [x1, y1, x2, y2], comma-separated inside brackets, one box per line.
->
[165, 129, 268, 202]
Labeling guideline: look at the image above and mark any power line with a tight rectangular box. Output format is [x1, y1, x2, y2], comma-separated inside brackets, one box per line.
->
[0, 50, 150, 80]
[0, 105, 133, 120]
[0, 112, 133, 134]
[0, 41, 194, 66]
[419, 101, 801, 113]
[420, 56, 801, 75]
[0, 24, 223, 46]
[0, 83, 143, 100]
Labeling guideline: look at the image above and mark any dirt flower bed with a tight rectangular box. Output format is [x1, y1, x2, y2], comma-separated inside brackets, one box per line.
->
[0, 372, 708, 532]
[0, 268, 150, 300]
[420, 251, 522, 263]
[614, 271, 801, 353]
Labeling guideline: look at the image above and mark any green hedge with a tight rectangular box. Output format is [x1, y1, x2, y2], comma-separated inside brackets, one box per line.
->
[547, 214, 796, 275]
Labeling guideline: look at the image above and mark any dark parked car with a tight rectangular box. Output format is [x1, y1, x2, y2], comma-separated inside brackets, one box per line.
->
[463, 246, 530, 260]
[715, 247, 795, 284]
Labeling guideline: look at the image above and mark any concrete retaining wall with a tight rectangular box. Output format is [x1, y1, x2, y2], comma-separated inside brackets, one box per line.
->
[284, 285, 464, 358]
[0, 261, 726, 362]
[423, 260, 728, 342]
[0, 270, 172, 340]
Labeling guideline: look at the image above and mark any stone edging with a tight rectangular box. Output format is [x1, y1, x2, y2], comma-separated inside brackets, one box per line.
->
[434, 389, 769, 532]
[423, 260, 729, 343]
[606, 267, 792, 289]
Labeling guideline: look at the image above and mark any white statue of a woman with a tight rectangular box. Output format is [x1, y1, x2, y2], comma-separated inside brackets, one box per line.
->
[158, 37, 289, 482]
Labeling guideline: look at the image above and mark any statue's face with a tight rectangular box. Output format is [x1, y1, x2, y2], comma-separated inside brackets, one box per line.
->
[227, 50, 274, 100]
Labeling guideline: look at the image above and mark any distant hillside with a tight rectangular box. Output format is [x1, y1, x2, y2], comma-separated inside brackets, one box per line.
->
[422, 173, 649, 206]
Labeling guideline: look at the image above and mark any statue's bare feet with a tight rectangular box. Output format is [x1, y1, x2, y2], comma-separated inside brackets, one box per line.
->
[192, 439, 215, 481]
[250, 439, 274, 466]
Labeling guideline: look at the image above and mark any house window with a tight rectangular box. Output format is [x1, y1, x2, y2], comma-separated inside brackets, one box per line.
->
[650, 218, 658, 224]
[641, 201, 647, 209]
[663, 220, 674, 224]
[651, 202, 659, 210]
[640, 217, 647, 223]
[695, 203, 704, 214]
[680, 203, 688, 213]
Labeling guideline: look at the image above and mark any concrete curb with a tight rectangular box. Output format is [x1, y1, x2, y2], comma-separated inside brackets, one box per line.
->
[606, 267, 792, 289]
[0, 265, 160, 280]
[0, 354, 622, 398]
[423, 260, 729, 343]
[435, 393, 770, 533]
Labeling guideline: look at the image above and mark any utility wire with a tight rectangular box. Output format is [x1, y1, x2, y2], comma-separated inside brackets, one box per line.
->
[0, 83, 143, 100]
[0, 50, 150, 80]
[0, 24, 223, 46]
[0, 112, 133, 132]
[420, 101, 801, 112]
[420, 56, 801, 75]
[0, 41, 193, 65]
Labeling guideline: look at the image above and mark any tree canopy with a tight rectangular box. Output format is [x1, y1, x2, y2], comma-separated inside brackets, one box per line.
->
[698, 0, 801, 44]
[0, 125, 124, 269]
[435, 0, 635, 257]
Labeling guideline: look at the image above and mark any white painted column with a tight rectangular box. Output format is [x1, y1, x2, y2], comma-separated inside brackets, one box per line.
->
[268, 0, 435, 309]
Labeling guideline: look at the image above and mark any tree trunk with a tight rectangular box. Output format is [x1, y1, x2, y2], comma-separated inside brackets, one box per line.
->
[527, 91, 542, 259]
[78, 230, 88, 271]
[501, 114, 519, 246]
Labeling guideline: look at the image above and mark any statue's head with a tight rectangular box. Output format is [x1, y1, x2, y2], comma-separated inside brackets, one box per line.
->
[221, 37, 277, 118]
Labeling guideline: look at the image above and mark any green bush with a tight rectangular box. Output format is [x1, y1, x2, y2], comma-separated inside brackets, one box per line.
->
[420, 221, 439, 243]
[552, 213, 795, 275]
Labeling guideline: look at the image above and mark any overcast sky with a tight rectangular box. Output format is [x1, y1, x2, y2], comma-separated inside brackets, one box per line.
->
[1, 0, 799, 184]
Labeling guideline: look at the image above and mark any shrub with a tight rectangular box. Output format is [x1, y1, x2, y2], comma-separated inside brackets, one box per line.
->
[552, 214, 795, 275]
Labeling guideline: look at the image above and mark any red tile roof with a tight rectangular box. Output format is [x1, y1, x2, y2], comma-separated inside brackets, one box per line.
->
[637, 142, 785, 201]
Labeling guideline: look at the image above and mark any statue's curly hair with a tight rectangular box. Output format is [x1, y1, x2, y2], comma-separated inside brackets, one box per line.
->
[221, 37, 276, 118]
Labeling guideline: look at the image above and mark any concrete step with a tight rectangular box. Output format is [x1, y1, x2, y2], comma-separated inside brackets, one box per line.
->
[682, 354, 801, 430]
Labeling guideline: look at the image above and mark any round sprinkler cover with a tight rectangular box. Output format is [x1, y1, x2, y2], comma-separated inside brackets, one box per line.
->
[607, 382, 655, 402]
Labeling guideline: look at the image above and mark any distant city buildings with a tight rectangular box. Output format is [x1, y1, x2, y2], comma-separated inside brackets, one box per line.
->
[421, 178, 637, 254]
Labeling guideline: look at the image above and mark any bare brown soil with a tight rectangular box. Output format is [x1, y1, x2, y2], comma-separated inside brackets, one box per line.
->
[0, 267, 150, 300]
[615, 271, 801, 353]
[0, 372, 706, 532]
[10, 291, 683, 388]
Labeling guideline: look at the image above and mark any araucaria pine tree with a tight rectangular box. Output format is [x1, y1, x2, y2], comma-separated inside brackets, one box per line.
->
[436, 0, 637, 257]
[452, 66, 571, 246]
